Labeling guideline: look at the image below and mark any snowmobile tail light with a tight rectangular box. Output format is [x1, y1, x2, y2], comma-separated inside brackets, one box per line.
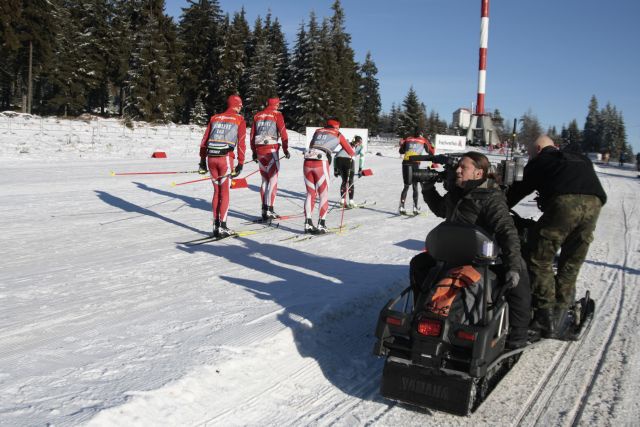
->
[456, 330, 476, 341]
[417, 319, 442, 337]
[386, 316, 403, 326]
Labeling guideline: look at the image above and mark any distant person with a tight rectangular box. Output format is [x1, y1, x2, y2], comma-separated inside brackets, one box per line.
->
[303, 118, 354, 233]
[398, 133, 434, 215]
[507, 135, 607, 339]
[619, 151, 627, 167]
[636, 152, 640, 174]
[602, 151, 610, 165]
[198, 95, 246, 238]
[250, 97, 290, 221]
[334, 135, 366, 208]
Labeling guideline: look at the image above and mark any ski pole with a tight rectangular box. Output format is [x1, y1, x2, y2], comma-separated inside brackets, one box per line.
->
[111, 170, 200, 176]
[326, 168, 373, 215]
[232, 154, 286, 189]
[170, 157, 260, 187]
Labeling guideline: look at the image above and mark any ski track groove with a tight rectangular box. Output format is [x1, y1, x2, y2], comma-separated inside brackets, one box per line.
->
[515, 177, 633, 426]
[569, 196, 634, 425]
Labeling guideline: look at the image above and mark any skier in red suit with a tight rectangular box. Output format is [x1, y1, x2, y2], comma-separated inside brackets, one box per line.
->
[250, 97, 290, 221]
[198, 95, 246, 237]
[303, 118, 355, 233]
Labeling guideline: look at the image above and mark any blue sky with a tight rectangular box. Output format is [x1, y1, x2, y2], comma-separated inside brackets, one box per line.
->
[165, 0, 640, 151]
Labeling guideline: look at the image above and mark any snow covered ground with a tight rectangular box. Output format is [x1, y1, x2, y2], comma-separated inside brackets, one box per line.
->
[1, 114, 639, 426]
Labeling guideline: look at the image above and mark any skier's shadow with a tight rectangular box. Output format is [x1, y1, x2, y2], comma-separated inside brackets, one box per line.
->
[95, 190, 203, 234]
[132, 182, 256, 222]
[177, 238, 409, 404]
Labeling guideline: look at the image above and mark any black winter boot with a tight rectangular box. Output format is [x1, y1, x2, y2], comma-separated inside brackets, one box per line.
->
[506, 326, 529, 350]
[531, 307, 555, 338]
[213, 219, 220, 238]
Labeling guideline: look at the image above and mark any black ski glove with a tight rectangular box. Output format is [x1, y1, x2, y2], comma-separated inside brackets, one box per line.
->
[334, 169, 339, 177]
[252, 152, 257, 161]
[232, 163, 243, 177]
[198, 158, 208, 175]
[505, 270, 520, 290]
[358, 168, 363, 177]
[283, 149, 290, 159]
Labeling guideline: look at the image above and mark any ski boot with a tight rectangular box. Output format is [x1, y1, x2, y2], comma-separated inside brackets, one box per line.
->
[530, 307, 555, 339]
[413, 205, 421, 216]
[266, 206, 278, 220]
[261, 204, 269, 221]
[316, 219, 328, 234]
[398, 201, 406, 215]
[213, 219, 220, 238]
[218, 221, 235, 238]
[348, 200, 357, 209]
[304, 218, 317, 234]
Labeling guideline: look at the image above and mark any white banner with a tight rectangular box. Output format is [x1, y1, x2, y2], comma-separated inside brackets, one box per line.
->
[434, 134, 466, 154]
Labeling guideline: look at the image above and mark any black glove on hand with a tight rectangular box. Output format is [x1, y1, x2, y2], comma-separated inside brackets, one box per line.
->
[505, 270, 520, 289]
[284, 150, 290, 159]
[232, 163, 243, 177]
[198, 158, 208, 175]
[252, 152, 257, 161]
[358, 168, 363, 177]
[334, 169, 339, 177]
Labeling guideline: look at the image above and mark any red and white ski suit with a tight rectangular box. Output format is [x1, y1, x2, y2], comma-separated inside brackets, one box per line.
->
[304, 127, 354, 221]
[250, 107, 289, 208]
[199, 108, 246, 223]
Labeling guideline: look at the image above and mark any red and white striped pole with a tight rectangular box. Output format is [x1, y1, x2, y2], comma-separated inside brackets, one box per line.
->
[475, 0, 489, 116]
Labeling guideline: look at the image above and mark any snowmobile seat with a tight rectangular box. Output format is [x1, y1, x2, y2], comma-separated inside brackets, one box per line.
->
[425, 222, 499, 267]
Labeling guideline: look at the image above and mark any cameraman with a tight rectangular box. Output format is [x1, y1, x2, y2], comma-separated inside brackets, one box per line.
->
[410, 152, 531, 349]
[507, 135, 606, 338]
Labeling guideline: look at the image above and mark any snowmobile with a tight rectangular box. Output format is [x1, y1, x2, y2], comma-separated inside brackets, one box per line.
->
[373, 221, 595, 415]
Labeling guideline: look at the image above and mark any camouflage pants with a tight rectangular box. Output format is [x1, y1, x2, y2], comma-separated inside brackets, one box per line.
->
[528, 194, 602, 310]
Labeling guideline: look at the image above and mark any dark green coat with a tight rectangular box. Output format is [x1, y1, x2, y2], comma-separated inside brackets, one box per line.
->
[423, 179, 522, 272]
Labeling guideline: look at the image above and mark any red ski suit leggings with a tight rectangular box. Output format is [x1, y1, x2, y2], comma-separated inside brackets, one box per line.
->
[257, 148, 280, 207]
[303, 159, 330, 221]
[207, 155, 232, 223]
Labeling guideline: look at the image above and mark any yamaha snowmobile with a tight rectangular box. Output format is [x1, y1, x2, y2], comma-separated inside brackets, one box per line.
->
[373, 222, 594, 415]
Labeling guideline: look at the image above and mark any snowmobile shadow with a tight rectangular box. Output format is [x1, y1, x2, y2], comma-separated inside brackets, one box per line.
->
[177, 239, 408, 405]
[95, 190, 203, 234]
[394, 239, 425, 251]
[584, 259, 640, 275]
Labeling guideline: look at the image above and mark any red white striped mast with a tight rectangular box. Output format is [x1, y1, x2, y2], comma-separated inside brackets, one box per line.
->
[476, 0, 489, 116]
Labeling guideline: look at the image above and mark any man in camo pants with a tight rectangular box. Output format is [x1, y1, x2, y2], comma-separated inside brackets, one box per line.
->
[507, 135, 607, 338]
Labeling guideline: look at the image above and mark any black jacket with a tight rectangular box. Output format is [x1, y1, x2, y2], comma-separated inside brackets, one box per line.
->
[423, 179, 522, 272]
[506, 146, 607, 209]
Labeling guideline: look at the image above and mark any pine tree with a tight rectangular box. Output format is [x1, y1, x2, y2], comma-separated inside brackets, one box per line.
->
[14, 0, 57, 113]
[582, 95, 600, 152]
[389, 103, 400, 135]
[266, 16, 290, 103]
[357, 51, 381, 134]
[217, 10, 248, 110]
[0, 0, 23, 109]
[285, 21, 310, 130]
[518, 110, 543, 147]
[124, 0, 178, 122]
[398, 87, 427, 138]
[244, 31, 277, 118]
[328, 0, 358, 126]
[177, 0, 223, 122]
[565, 119, 582, 150]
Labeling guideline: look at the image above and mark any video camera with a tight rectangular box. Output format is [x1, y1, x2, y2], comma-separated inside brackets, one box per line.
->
[404, 153, 526, 190]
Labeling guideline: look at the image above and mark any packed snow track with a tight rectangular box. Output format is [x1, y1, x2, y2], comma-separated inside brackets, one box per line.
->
[1, 151, 638, 426]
